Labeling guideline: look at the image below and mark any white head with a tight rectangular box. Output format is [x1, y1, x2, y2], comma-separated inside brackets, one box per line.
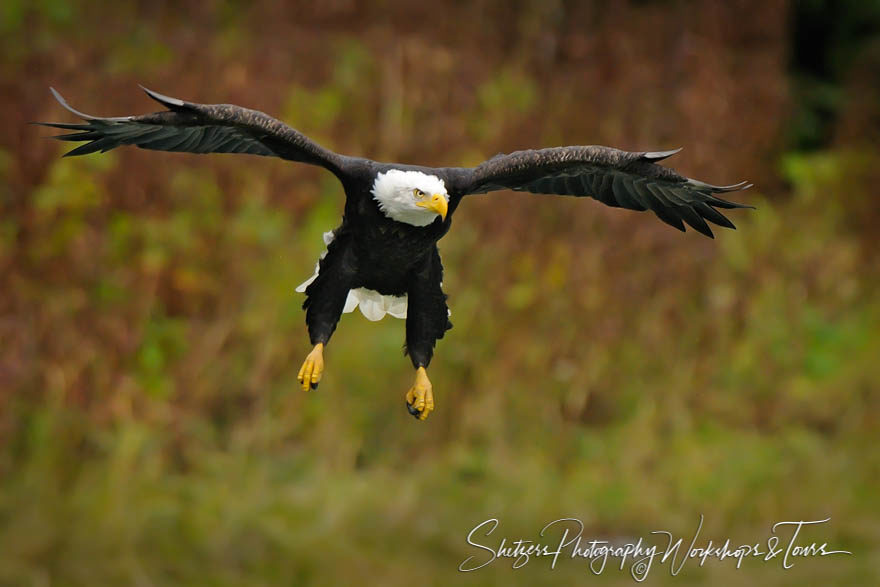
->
[371, 169, 449, 227]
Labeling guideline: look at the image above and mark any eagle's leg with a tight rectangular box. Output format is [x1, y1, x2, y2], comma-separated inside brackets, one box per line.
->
[299, 241, 356, 391]
[404, 248, 452, 420]
[405, 367, 434, 421]
[297, 343, 324, 392]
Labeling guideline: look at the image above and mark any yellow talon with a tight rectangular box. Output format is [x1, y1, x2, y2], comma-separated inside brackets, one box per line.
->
[405, 366, 435, 421]
[297, 343, 324, 391]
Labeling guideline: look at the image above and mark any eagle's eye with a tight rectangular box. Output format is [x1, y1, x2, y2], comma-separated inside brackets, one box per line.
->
[413, 188, 425, 198]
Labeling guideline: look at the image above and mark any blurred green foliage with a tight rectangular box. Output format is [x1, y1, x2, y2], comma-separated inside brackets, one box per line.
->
[788, 0, 880, 149]
[1, 2, 879, 585]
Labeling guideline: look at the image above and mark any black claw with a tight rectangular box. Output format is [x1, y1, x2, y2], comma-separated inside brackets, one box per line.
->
[406, 401, 421, 418]
[310, 381, 318, 390]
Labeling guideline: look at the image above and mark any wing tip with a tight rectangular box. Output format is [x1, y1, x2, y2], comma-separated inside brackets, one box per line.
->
[46, 86, 135, 123]
[690, 221, 715, 239]
[689, 178, 756, 210]
[643, 147, 682, 161]
[710, 194, 756, 210]
[139, 85, 186, 109]
[48, 87, 98, 120]
[689, 178, 753, 192]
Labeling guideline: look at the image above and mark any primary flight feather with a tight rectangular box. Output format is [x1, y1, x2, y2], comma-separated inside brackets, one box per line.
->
[38, 87, 753, 420]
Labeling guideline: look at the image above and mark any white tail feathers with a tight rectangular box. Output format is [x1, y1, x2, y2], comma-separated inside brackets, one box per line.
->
[343, 288, 407, 321]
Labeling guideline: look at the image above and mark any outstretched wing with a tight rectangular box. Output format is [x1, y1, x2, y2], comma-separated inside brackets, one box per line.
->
[36, 87, 344, 173]
[453, 146, 752, 238]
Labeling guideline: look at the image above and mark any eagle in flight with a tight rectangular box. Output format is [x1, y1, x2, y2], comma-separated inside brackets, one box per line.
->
[39, 87, 752, 421]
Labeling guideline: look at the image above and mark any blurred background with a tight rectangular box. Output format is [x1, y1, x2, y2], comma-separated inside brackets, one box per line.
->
[1, 1, 879, 585]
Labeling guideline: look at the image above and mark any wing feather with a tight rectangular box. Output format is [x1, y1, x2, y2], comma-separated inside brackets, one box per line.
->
[651, 204, 687, 232]
[35, 87, 345, 174]
[612, 174, 645, 211]
[452, 145, 752, 238]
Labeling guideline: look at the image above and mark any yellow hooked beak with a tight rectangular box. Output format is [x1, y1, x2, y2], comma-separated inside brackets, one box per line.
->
[416, 193, 448, 221]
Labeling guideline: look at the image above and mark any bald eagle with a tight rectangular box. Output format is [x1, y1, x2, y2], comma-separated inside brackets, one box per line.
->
[38, 87, 752, 420]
